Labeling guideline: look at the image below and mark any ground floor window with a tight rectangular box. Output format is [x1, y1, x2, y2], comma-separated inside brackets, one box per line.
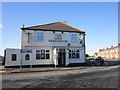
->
[25, 54, 30, 60]
[46, 54, 50, 59]
[11, 54, 17, 61]
[36, 49, 50, 60]
[69, 49, 80, 59]
[36, 54, 40, 59]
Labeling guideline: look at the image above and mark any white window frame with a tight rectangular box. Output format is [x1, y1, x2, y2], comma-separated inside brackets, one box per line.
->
[36, 49, 50, 60]
[71, 33, 77, 42]
[36, 32, 44, 41]
[69, 49, 80, 59]
[11, 54, 17, 61]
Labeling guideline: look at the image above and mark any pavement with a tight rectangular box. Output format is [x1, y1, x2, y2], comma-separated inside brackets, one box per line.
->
[1, 60, 119, 74]
[1, 65, 119, 74]
[1, 66, 93, 74]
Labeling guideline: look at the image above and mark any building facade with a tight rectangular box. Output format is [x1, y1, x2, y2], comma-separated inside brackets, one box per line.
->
[95, 44, 120, 60]
[4, 21, 86, 67]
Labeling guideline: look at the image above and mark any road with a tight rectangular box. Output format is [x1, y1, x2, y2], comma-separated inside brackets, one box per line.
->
[2, 66, 119, 89]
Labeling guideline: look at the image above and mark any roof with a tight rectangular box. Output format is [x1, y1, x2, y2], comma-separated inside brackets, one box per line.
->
[21, 22, 85, 33]
[98, 45, 118, 52]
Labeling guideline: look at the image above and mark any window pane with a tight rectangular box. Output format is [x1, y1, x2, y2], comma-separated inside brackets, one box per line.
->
[76, 53, 79, 58]
[41, 50, 45, 53]
[71, 34, 77, 41]
[12, 54, 17, 61]
[77, 50, 79, 52]
[69, 50, 71, 52]
[46, 50, 49, 52]
[36, 32, 40, 41]
[36, 50, 40, 53]
[72, 53, 75, 58]
[69, 53, 71, 58]
[36, 54, 40, 59]
[46, 54, 50, 59]
[41, 54, 45, 59]
[36, 32, 44, 41]
[25, 54, 30, 60]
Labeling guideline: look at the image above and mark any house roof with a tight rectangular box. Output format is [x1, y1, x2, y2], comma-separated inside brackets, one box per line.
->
[21, 22, 85, 33]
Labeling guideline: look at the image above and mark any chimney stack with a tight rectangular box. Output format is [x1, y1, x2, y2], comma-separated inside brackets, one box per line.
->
[62, 20, 67, 24]
[22, 24, 24, 28]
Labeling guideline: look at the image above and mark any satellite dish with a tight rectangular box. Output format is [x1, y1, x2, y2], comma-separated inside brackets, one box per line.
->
[80, 35, 83, 39]
[78, 38, 82, 44]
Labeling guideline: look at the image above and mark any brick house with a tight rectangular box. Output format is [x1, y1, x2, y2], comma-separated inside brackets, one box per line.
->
[95, 44, 120, 60]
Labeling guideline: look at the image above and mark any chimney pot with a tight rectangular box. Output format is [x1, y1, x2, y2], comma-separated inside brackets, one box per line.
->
[62, 20, 67, 24]
[22, 24, 24, 28]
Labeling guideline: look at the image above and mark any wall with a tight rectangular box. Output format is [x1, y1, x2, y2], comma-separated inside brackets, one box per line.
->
[5, 49, 21, 66]
[21, 47, 53, 65]
[5, 30, 86, 66]
[68, 48, 85, 64]
[20, 47, 85, 66]
[21, 30, 86, 65]
[21, 30, 85, 48]
[95, 46, 119, 60]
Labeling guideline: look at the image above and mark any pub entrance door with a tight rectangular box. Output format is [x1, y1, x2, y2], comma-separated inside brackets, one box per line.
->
[58, 49, 66, 66]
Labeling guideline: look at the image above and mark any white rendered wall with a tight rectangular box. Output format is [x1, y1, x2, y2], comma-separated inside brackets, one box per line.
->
[5, 49, 21, 66]
[21, 30, 85, 65]
[5, 47, 85, 66]
[22, 46, 85, 64]
[21, 48, 53, 65]
[5, 30, 85, 67]
[68, 48, 85, 64]
[21, 30, 85, 48]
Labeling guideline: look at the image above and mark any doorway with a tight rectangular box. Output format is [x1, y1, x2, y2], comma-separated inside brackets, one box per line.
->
[58, 52, 66, 66]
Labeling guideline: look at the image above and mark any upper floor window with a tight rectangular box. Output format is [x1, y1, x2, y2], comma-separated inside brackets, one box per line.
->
[11, 54, 17, 61]
[36, 32, 44, 41]
[25, 54, 30, 60]
[71, 34, 77, 42]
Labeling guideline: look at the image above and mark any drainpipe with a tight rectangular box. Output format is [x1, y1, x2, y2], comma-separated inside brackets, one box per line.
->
[84, 33, 86, 63]
[20, 50, 22, 70]
[53, 48, 57, 68]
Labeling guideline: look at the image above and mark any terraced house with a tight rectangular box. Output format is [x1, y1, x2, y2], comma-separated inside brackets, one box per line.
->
[4, 21, 86, 67]
[95, 44, 120, 60]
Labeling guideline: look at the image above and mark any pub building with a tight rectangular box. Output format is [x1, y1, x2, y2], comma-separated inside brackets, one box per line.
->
[4, 21, 86, 67]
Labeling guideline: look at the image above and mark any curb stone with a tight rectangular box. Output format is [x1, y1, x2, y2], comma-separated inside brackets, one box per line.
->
[2, 65, 118, 74]
[2, 67, 90, 74]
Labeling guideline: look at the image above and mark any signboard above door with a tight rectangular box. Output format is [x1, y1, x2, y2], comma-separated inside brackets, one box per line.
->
[49, 34, 68, 42]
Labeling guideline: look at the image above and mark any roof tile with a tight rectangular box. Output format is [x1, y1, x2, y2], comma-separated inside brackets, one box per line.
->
[21, 22, 85, 33]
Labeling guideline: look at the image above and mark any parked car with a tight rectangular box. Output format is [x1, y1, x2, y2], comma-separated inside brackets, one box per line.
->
[86, 58, 96, 66]
[86, 56, 106, 66]
[96, 57, 106, 66]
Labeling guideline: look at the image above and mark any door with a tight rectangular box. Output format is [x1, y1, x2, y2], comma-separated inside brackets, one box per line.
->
[58, 52, 66, 66]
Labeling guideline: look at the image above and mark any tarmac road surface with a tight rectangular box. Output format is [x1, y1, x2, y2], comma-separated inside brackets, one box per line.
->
[2, 66, 119, 89]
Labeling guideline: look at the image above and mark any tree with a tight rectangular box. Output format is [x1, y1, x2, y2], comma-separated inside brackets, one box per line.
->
[86, 54, 89, 58]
